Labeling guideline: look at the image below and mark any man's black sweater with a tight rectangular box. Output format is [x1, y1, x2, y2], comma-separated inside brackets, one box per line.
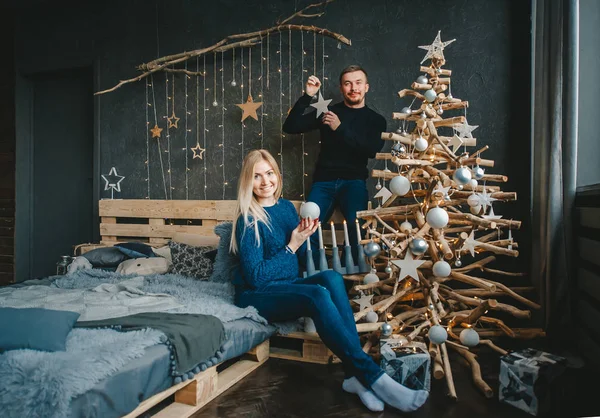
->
[282, 94, 387, 182]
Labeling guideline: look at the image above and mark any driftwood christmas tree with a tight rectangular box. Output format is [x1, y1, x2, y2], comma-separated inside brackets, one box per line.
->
[348, 31, 543, 400]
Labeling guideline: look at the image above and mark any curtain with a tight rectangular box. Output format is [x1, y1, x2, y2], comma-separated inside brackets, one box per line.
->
[530, 0, 579, 342]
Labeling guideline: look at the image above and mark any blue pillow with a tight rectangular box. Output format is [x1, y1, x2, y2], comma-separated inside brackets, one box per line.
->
[0, 307, 80, 352]
[115, 242, 156, 259]
[82, 247, 129, 267]
[208, 222, 239, 283]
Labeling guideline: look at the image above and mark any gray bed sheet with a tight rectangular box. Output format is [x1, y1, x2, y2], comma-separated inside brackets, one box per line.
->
[68, 318, 277, 418]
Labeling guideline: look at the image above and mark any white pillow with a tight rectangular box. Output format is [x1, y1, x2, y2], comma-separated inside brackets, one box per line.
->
[153, 245, 172, 262]
[116, 257, 172, 275]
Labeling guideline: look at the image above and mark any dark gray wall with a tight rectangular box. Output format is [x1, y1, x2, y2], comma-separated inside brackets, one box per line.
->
[578, 0, 600, 187]
[14, 0, 531, 270]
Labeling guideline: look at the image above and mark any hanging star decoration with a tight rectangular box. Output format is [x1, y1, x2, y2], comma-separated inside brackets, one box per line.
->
[449, 134, 464, 153]
[482, 206, 503, 220]
[191, 143, 205, 160]
[351, 293, 374, 312]
[236, 94, 263, 122]
[101, 167, 125, 193]
[375, 186, 393, 205]
[391, 251, 425, 282]
[167, 111, 180, 129]
[150, 124, 163, 138]
[475, 187, 498, 213]
[461, 231, 483, 257]
[433, 183, 452, 200]
[418, 30, 456, 64]
[310, 91, 332, 118]
[453, 120, 479, 139]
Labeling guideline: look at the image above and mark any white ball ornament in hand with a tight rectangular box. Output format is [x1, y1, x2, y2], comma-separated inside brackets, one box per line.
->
[390, 175, 410, 196]
[299, 202, 320, 220]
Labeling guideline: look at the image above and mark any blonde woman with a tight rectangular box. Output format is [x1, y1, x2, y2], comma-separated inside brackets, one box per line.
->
[231, 149, 428, 413]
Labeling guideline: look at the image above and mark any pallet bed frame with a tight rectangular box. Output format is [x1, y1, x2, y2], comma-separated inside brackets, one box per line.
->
[76, 199, 342, 417]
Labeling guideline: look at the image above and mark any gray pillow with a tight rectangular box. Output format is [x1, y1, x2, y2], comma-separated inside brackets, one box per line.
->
[168, 241, 215, 280]
[208, 222, 240, 283]
[0, 307, 80, 352]
[82, 247, 129, 267]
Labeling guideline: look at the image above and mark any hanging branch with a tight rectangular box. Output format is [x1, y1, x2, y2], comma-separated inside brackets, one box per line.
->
[95, 0, 350, 95]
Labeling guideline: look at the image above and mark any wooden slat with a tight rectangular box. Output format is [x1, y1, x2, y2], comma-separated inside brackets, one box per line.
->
[0, 272, 14, 285]
[577, 298, 600, 338]
[99, 199, 218, 220]
[214, 201, 237, 221]
[0, 217, 14, 227]
[579, 267, 600, 303]
[100, 223, 214, 239]
[578, 207, 600, 229]
[579, 237, 600, 268]
[0, 226, 14, 237]
[575, 326, 600, 369]
[149, 218, 166, 244]
[0, 263, 14, 273]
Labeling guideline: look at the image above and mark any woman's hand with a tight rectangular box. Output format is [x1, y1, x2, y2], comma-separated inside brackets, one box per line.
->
[288, 218, 319, 253]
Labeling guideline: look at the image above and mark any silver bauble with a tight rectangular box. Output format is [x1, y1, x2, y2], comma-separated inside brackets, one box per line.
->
[365, 311, 379, 323]
[396, 127, 404, 134]
[426, 207, 449, 229]
[428, 324, 448, 345]
[454, 258, 462, 267]
[381, 322, 393, 337]
[212, 100, 219, 107]
[363, 272, 380, 284]
[409, 237, 428, 255]
[299, 202, 320, 220]
[470, 205, 482, 215]
[230, 80, 237, 87]
[453, 167, 472, 185]
[467, 194, 480, 207]
[364, 241, 381, 258]
[383, 168, 392, 173]
[400, 221, 413, 234]
[473, 166, 485, 180]
[375, 182, 383, 190]
[401, 107, 412, 114]
[437, 107, 444, 115]
[414, 137, 428, 152]
[416, 75, 428, 84]
[432, 260, 452, 277]
[389, 175, 410, 196]
[391, 142, 405, 156]
[420, 112, 427, 119]
[460, 328, 480, 347]
[384, 265, 393, 274]
[436, 68, 442, 74]
[447, 93, 453, 100]
[424, 89, 437, 102]
[457, 184, 464, 190]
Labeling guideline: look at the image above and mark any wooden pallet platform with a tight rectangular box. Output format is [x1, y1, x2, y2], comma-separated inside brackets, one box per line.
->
[123, 340, 270, 418]
[270, 332, 340, 365]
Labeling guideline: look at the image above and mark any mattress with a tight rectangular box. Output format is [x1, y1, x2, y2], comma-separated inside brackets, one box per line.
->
[68, 318, 276, 418]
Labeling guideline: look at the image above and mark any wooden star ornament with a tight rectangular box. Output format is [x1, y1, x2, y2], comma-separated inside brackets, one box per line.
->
[150, 124, 163, 138]
[236, 94, 263, 122]
[167, 111, 180, 129]
[191, 143, 205, 160]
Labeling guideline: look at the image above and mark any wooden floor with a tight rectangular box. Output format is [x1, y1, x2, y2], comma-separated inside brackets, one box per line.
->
[191, 349, 597, 418]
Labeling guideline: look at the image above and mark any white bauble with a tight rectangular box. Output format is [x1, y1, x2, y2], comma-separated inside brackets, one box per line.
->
[365, 311, 379, 323]
[400, 221, 413, 234]
[453, 167, 472, 185]
[428, 325, 448, 345]
[390, 175, 411, 196]
[460, 328, 480, 347]
[467, 194, 480, 207]
[299, 201, 320, 220]
[426, 207, 449, 228]
[363, 273, 380, 284]
[414, 137, 428, 152]
[424, 89, 437, 102]
[470, 205, 482, 215]
[469, 179, 478, 189]
[432, 260, 452, 277]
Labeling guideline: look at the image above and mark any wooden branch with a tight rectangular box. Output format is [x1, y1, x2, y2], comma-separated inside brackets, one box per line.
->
[448, 345, 494, 398]
[479, 339, 508, 356]
[433, 345, 445, 379]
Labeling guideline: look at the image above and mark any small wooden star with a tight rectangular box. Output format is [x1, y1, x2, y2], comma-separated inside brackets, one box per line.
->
[191, 143, 205, 160]
[150, 124, 163, 138]
[167, 111, 180, 129]
[236, 94, 263, 122]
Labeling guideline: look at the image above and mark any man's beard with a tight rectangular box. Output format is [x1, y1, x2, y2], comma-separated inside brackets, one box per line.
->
[345, 93, 363, 105]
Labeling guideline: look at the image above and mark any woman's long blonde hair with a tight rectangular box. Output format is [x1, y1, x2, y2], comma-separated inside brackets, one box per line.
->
[230, 149, 283, 254]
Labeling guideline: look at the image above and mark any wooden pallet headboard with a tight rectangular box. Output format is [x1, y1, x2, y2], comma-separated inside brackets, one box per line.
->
[98, 199, 344, 247]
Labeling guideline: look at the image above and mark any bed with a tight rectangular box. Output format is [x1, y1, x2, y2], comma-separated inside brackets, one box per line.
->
[0, 199, 294, 418]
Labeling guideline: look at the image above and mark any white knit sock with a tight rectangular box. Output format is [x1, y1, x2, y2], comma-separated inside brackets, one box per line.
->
[371, 373, 429, 412]
[342, 377, 385, 412]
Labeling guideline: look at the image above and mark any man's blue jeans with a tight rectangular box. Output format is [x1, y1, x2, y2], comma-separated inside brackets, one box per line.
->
[235, 270, 384, 388]
[307, 179, 369, 260]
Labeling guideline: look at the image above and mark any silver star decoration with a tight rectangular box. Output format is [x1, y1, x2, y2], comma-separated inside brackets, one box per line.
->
[418, 30, 456, 64]
[101, 167, 125, 193]
[475, 188, 497, 213]
[482, 206, 503, 220]
[375, 186, 393, 205]
[461, 231, 483, 257]
[391, 251, 425, 282]
[449, 134, 464, 153]
[433, 183, 451, 199]
[351, 293, 374, 311]
[453, 120, 479, 139]
[310, 91, 332, 118]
